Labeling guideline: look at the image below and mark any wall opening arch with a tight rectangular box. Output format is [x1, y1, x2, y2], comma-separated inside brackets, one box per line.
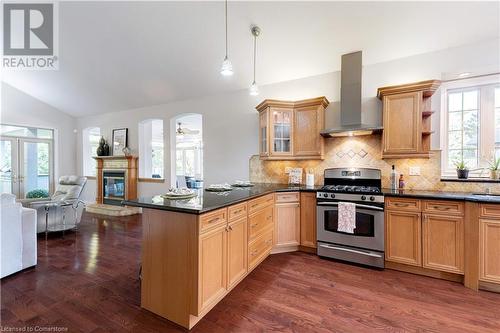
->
[138, 118, 164, 179]
[170, 113, 203, 188]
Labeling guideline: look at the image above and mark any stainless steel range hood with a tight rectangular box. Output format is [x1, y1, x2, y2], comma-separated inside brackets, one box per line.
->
[321, 51, 383, 137]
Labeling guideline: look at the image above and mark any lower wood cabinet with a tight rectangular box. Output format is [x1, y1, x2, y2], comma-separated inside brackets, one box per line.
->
[300, 192, 317, 248]
[198, 224, 227, 313]
[275, 201, 300, 249]
[479, 218, 500, 284]
[227, 217, 248, 289]
[385, 209, 422, 266]
[422, 214, 464, 274]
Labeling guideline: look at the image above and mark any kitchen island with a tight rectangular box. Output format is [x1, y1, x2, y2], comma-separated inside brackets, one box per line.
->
[124, 185, 500, 329]
[123, 184, 319, 329]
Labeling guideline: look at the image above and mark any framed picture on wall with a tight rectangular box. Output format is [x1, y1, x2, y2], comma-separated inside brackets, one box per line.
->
[112, 128, 128, 156]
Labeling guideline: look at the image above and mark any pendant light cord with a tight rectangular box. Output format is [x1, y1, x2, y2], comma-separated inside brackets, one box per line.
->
[253, 34, 257, 82]
[224, 0, 228, 58]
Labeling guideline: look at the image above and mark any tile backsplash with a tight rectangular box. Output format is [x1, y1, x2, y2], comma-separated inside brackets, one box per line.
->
[249, 134, 500, 193]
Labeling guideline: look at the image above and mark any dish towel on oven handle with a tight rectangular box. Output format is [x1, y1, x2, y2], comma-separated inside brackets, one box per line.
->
[337, 202, 356, 234]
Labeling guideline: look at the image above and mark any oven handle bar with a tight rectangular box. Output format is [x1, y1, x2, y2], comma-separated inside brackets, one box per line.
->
[317, 201, 384, 211]
[319, 244, 383, 258]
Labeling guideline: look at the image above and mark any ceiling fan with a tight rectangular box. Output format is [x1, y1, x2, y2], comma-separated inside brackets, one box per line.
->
[176, 122, 200, 136]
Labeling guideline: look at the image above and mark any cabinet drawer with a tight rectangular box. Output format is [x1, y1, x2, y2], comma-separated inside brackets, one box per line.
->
[248, 205, 274, 241]
[423, 200, 464, 216]
[228, 202, 247, 221]
[200, 208, 227, 233]
[480, 204, 500, 219]
[386, 197, 421, 212]
[275, 192, 299, 203]
[248, 194, 274, 214]
[248, 228, 273, 270]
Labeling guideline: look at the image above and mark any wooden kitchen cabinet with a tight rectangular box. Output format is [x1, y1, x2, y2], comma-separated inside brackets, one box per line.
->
[256, 97, 329, 160]
[198, 224, 227, 313]
[377, 80, 441, 159]
[385, 209, 422, 266]
[300, 192, 317, 248]
[274, 197, 300, 251]
[227, 216, 248, 289]
[422, 214, 464, 274]
[479, 218, 500, 284]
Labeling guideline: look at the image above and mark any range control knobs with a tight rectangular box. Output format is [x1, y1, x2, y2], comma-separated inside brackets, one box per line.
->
[330, 193, 336, 199]
[370, 196, 375, 201]
[361, 195, 366, 201]
[323, 193, 328, 198]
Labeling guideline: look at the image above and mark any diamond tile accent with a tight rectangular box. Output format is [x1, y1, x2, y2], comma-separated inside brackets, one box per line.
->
[347, 150, 356, 158]
[358, 149, 367, 158]
[336, 151, 345, 158]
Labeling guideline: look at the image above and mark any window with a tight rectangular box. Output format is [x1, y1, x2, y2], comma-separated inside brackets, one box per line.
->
[442, 76, 500, 177]
[82, 127, 100, 177]
[138, 119, 164, 179]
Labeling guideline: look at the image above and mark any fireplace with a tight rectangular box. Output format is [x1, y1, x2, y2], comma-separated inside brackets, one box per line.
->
[103, 170, 126, 205]
[93, 156, 138, 205]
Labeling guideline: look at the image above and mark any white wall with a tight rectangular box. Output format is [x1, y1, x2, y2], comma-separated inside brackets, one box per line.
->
[77, 39, 499, 201]
[1, 83, 77, 181]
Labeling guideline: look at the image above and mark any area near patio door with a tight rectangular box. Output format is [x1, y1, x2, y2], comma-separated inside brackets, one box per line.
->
[0, 125, 54, 199]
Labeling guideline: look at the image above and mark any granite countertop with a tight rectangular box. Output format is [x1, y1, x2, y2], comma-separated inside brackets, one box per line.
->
[382, 188, 500, 203]
[123, 183, 500, 214]
[122, 183, 321, 214]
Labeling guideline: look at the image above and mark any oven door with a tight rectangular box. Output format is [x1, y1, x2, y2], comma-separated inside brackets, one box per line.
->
[316, 201, 384, 252]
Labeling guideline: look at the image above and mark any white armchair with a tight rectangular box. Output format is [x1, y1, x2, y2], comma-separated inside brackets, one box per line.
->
[1, 193, 37, 279]
[21, 175, 87, 235]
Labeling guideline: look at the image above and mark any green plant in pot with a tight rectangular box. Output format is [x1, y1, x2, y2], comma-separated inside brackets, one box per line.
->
[488, 156, 500, 180]
[454, 160, 469, 179]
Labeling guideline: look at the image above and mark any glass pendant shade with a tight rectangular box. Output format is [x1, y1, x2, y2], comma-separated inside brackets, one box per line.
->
[249, 81, 259, 96]
[220, 56, 233, 76]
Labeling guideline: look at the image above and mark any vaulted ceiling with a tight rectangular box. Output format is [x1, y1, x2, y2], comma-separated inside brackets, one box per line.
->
[3, 1, 499, 117]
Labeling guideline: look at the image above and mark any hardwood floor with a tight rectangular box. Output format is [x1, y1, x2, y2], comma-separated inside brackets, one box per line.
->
[2, 212, 499, 333]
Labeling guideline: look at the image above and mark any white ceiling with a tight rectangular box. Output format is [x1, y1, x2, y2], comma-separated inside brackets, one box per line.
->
[3, 1, 499, 117]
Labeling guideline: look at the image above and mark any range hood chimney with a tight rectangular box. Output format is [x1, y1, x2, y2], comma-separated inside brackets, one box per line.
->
[321, 51, 383, 137]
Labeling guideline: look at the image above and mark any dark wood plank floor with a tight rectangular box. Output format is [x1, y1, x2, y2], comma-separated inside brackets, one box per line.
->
[1, 213, 499, 333]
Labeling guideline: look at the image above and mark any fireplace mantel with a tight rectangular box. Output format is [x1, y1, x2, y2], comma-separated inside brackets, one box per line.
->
[93, 156, 138, 204]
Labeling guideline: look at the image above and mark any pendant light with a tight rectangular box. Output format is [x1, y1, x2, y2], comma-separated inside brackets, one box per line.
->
[220, 0, 233, 76]
[249, 25, 261, 96]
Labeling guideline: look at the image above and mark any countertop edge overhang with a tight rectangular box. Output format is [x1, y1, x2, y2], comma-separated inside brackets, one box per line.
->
[122, 185, 500, 215]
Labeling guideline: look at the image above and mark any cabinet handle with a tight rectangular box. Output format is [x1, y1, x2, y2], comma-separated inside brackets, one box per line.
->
[266, 215, 272, 221]
[251, 204, 258, 208]
[433, 205, 450, 211]
[394, 203, 410, 207]
[228, 225, 233, 231]
[207, 217, 220, 224]
[251, 223, 258, 228]
[233, 209, 242, 214]
[265, 239, 272, 245]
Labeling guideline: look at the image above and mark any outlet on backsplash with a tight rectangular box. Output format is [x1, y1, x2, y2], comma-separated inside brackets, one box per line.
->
[409, 167, 421, 176]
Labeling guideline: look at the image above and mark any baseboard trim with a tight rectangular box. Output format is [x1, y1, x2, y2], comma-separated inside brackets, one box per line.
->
[479, 280, 500, 293]
[385, 261, 464, 283]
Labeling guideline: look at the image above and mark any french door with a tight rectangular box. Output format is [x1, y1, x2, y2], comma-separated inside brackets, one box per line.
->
[0, 136, 53, 199]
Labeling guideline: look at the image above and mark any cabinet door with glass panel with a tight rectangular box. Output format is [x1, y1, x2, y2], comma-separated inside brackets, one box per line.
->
[259, 109, 269, 157]
[269, 107, 294, 157]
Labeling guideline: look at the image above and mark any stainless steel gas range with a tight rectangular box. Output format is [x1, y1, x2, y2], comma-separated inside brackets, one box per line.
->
[316, 167, 385, 268]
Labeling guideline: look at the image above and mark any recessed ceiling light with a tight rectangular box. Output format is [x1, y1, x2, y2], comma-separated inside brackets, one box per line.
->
[459, 72, 471, 78]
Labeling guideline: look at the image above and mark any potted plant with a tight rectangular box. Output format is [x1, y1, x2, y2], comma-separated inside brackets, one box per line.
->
[488, 156, 500, 180]
[454, 160, 469, 179]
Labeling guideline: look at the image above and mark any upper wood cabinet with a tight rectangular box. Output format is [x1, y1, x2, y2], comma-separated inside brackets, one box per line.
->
[377, 80, 441, 159]
[256, 97, 329, 160]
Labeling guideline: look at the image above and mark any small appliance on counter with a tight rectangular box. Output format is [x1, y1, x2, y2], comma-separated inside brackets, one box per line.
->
[288, 168, 303, 185]
[316, 167, 385, 268]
